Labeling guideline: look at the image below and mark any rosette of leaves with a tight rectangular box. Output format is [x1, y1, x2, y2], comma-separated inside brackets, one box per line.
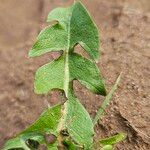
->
[3, 1, 126, 150]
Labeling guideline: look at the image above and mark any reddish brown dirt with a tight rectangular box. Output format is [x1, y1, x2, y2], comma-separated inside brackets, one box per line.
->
[0, 0, 150, 149]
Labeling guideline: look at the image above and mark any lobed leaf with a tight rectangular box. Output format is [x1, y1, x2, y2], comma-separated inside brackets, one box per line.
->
[3, 1, 112, 150]
[27, 1, 106, 149]
[59, 92, 94, 149]
[3, 105, 61, 150]
[29, 1, 99, 60]
[35, 53, 106, 96]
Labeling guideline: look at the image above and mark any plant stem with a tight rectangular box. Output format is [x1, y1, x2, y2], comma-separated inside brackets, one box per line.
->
[93, 73, 122, 125]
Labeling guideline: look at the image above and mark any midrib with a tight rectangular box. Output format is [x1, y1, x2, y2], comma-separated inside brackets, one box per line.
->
[57, 5, 73, 138]
[64, 9, 73, 98]
[57, 4, 90, 148]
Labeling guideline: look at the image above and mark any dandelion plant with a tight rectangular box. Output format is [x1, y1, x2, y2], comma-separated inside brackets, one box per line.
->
[3, 1, 126, 150]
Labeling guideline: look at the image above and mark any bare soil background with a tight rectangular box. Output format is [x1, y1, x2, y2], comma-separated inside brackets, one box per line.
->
[0, 0, 150, 149]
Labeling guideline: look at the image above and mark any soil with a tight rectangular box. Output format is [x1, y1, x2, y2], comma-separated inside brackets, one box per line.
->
[0, 0, 150, 149]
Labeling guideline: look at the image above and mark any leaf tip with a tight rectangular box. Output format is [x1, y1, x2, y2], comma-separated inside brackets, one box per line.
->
[28, 49, 35, 58]
[102, 88, 107, 96]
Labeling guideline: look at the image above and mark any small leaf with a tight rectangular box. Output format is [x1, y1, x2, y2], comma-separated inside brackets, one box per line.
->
[3, 133, 44, 150]
[99, 133, 126, 146]
[93, 73, 122, 125]
[3, 137, 30, 150]
[93, 133, 126, 150]
[22, 104, 61, 134]
[3, 105, 61, 150]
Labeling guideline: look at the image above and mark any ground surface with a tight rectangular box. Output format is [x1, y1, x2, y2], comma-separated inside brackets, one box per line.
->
[0, 0, 150, 149]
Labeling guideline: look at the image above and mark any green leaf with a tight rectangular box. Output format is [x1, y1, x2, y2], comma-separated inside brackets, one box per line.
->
[58, 92, 94, 149]
[101, 145, 113, 150]
[93, 73, 122, 125]
[63, 140, 77, 150]
[29, 24, 67, 57]
[34, 56, 64, 94]
[3, 137, 30, 150]
[69, 53, 106, 95]
[22, 104, 61, 134]
[35, 53, 106, 95]
[47, 142, 58, 150]
[28, 1, 106, 149]
[3, 133, 44, 150]
[93, 133, 126, 150]
[29, 1, 106, 96]
[29, 1, 99, 60]
[99, 133, 126, 146]
[47, 6, 72, 28]
[3, 105, 61, 150]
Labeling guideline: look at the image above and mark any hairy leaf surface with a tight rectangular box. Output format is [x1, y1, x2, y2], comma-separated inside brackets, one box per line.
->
[22, 104, 61, 134]
[34, 56, 65, 94]
[27, 1, 106, 149]
[29, 1, 99, 60]
[35, 53, 106, 95]
[2, 1, 125, 149]
[29, 24, 67, 57]
[69, 53, 106, 95]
